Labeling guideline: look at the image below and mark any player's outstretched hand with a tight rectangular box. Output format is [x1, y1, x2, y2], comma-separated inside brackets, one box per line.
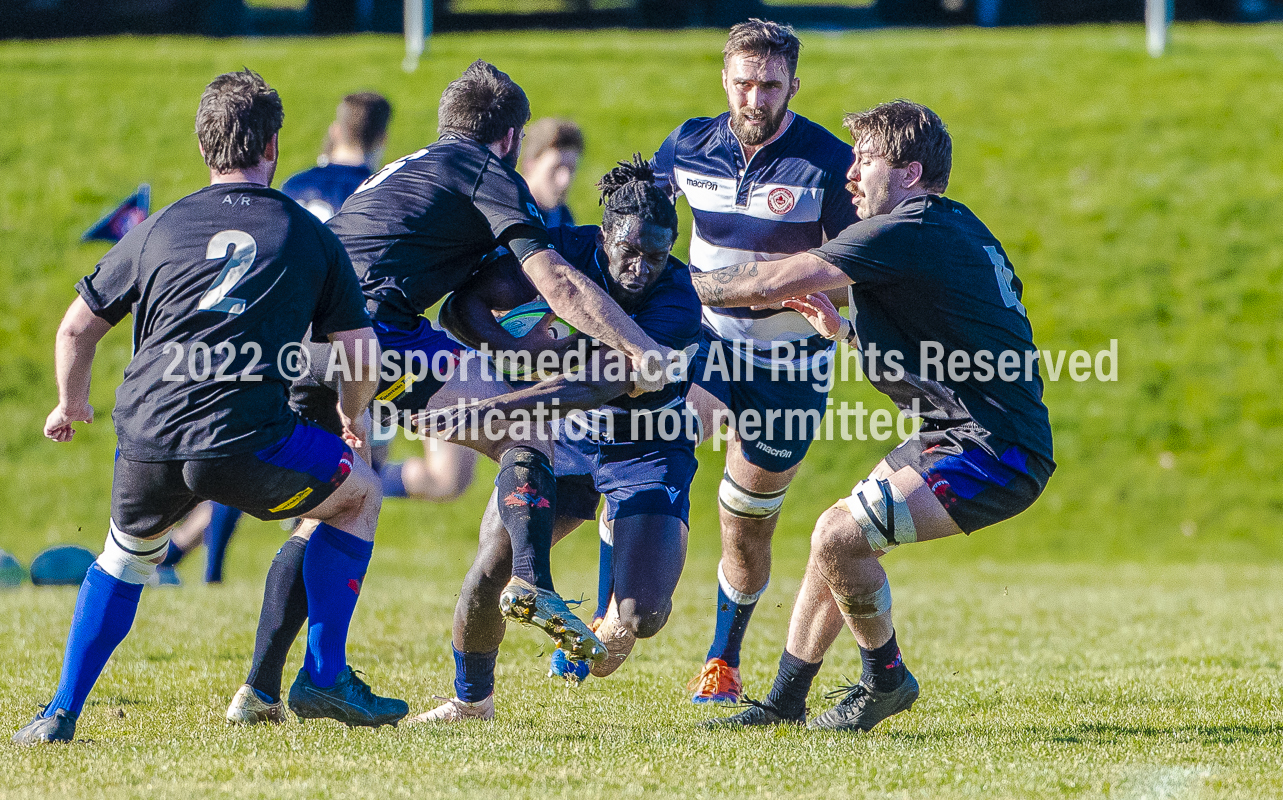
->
[783, 293, 844, 339]
[44, 403, 93, 442]
[339, 408, 371, 452]
[628, 345, 674, 397]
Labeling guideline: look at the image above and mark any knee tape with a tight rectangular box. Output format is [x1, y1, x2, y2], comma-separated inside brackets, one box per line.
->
[718, 472, 787, 520]
[834, 581, 892, 619]
[98, 521, 171, 585]
[843, 478, 915, 555]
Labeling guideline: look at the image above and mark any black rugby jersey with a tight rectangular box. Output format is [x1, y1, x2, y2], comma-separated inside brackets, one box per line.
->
[327, 136, 550, 329]
[813, 194, 1053, 459]
[77, 183, 370, 461]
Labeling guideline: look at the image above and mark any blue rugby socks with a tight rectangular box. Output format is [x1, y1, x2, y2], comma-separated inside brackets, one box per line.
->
[453, 646, 499, 702]
[860, 630, 907, 692]
[247, 536, 310, 702]
[203, 503, 242, 583]
[763, 650, 822, 720]
[302, 523, 373, 689]
[495, 447, 557, 591]
[705, 563, 766, 668]
[379, 461, 409, 498]
[594, 537, 613, 621]
[46, 564, 144, 717]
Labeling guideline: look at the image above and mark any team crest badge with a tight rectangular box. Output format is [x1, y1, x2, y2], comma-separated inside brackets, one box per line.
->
[767, 187, 795, 215]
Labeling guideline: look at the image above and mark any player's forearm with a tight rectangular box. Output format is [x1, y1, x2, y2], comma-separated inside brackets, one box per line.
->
[54, 298, 112, 411]
[521, 250, 659, 362]
[693, 253, 851, 308]
[330, 328, 381, 419]
[439, 294, 525, 352]
[482, 373, 626, 415]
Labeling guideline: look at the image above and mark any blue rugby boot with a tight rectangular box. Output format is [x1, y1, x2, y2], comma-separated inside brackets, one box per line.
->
[547, 647, 591, 684]
[13, 707, 77, 744]
[287, 666, 408, 728]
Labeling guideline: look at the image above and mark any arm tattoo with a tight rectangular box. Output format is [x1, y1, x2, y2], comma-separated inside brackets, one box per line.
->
[693, 262, 760, 307]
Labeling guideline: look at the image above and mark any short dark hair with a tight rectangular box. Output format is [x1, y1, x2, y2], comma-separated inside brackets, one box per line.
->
[723, 18, 802, 77]
[597, 154, 678, 238]
[522, 118, 584, 165]
[438, 60, 531, 145]
[336, 92, 392, 153]
[844, 100, 952, 193]
[195, 69, 284, 173]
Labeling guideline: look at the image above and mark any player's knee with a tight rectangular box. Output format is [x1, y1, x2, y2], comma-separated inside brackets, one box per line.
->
[717, 471, 787, 522]
[810, 505, 852, 557]
[834, 477, 917, 557]
[97, 521, 170, 584]
[616, 597, 671, 639]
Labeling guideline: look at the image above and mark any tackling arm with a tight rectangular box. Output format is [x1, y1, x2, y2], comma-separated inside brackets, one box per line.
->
[45, 296, 113, 442]
[520, 248, 664, 366]
[691, 252, 851, 309]
[327, 326, 381, 448]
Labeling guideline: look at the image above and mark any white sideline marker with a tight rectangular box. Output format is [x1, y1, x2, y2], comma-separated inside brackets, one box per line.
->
[1146, 0, 1173, 57]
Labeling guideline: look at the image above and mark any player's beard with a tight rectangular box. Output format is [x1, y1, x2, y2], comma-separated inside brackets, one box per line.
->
[730, 102, 789, 147]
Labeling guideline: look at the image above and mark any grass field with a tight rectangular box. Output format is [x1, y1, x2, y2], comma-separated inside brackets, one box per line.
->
[1, 23, 1282, 799]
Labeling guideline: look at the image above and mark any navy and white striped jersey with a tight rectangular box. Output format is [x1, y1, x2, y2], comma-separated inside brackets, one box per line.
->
[653, 112, 856, 366]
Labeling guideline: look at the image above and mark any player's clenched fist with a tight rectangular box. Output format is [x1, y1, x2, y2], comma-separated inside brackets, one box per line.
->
[44, 403, 93, 442]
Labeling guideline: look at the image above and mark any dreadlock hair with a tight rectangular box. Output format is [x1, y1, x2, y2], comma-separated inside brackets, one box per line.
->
[596, 154, 678, 238]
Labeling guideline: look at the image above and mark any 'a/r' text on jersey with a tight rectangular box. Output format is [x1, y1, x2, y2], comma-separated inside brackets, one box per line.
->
[76, 184, 371, 461]
[653, 113, 856, 365]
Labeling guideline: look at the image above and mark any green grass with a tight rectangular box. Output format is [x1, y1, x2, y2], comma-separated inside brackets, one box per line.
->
[2, 24, 1283, 799]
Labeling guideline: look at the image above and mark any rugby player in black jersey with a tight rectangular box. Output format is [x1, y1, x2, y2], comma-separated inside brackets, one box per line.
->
[695, 101, 1055, 732]
[14, 71, 407, 745]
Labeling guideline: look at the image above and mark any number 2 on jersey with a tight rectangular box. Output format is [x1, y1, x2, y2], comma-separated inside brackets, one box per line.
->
[199, 230, 256, 315]
[985, 245, 1026, 317]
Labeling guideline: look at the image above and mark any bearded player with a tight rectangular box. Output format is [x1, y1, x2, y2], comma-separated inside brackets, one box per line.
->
[651, 19, 857, 703]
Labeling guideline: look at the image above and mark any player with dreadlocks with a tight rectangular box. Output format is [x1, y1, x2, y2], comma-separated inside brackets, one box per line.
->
[409, 155, 703, 721]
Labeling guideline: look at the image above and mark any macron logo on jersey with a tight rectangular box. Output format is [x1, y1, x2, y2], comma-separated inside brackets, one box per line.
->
[686, 177, 719, 192]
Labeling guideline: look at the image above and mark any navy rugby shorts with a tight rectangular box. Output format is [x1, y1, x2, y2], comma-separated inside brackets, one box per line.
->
[883, 423, 1055, 534]
[110, 422, 355, 537]
[690, 327, 830, 474]
[549, 429, 699, 526]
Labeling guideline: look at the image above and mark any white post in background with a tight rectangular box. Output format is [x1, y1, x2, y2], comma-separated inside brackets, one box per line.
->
[1146, 0, 1173, 57]
[403, 0, 430, 72]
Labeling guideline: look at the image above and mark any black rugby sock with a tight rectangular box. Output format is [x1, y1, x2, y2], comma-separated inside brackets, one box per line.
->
[246, 536, 309, 702]
[763, 650, 822, 720]
[860, 629, 907, 692]
[495, 447, 557, 592]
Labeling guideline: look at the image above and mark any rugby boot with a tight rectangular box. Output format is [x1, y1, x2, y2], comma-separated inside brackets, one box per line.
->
[225, 684, 287, 725]
[405, 694, 495, 724]
[806, 670, 919, 732]
[13, 707, 76, 744]
[688, 657, 742, 704]
[700, 699, 804, 729]
[287, 666, 408, 727]
[548, 647, 591, 684]
[499, 576, 607, 664]
[588, 616, 636, 678]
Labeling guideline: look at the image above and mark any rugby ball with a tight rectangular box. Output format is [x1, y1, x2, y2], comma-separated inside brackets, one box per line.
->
[30, 545, 96, 586]
[498, 300, 576, 341]
[0, 549, 24, 588]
